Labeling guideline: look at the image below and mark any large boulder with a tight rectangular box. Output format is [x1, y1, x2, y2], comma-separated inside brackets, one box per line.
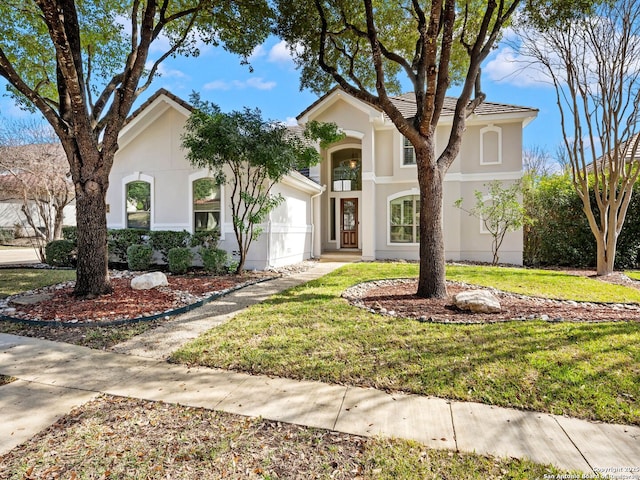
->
[453, 290, 501, 314]
[131, 271, 168, 290]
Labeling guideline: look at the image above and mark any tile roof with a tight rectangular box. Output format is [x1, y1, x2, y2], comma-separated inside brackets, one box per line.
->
[124, 88, 194, 126]
[297, 86, 538, 121]
[389, 92, 538, 118]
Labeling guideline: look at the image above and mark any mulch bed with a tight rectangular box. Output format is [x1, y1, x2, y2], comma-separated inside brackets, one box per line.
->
[345, 273, 640, 324]
[0, 272, 269, 325]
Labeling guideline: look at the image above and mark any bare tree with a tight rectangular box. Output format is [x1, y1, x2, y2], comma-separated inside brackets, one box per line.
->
[523, 146, 556, 178]
[0, 120, 74, 260]
[516, 0, 640, 275]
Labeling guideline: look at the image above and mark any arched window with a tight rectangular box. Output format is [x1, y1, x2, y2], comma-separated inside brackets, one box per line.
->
[331, 148, 361, 191]
[193, 177, 221, 232]
[480, 125, 502, 165]
[125, 180, 151, 229]
[389, 194, 420, 244]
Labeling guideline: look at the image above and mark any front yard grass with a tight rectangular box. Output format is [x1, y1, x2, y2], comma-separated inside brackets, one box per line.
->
[173, 263, 640, 425]
[627, 270, 640, 282]
[0, 268, 76, 298]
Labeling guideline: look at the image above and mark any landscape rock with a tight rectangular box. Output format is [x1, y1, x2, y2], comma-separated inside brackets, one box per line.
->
[453, 290, 501, 314]
[131, 272, 168, 290]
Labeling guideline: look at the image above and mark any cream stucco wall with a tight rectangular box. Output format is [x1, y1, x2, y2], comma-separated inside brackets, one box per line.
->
[108, 94, 321, 270]
[303, 91, 531, 265]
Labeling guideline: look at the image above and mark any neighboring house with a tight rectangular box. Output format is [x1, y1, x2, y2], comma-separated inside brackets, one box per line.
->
[106, 88, 537, 269]
[107, 89, 323, 270]
[297, 88, 538, 265]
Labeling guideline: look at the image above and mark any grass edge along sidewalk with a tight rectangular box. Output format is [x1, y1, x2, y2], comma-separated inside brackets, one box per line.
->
[173, 262, 640, 426]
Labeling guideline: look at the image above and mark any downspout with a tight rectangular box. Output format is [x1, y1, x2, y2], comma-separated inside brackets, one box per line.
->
[310, 185, 326, 259]
[266, 209, 272, 270]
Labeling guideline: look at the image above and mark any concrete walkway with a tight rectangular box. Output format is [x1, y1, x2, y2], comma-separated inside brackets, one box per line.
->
[1, 261, 639, 477]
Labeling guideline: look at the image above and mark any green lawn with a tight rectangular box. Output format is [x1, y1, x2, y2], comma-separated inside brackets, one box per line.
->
[448, 264, 640, 302]
[627, 271, 640, 282]
[0, 269, 76, 298]
[173, 262, 640, 425]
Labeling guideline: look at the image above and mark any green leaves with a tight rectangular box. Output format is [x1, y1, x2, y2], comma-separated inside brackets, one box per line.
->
[182, 96, 342, 272]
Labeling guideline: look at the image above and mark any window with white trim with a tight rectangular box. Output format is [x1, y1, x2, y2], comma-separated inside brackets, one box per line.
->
[480, 125, 502, 165]
[126, 180, 151, 229]
[390, 195, 420, 243]
[193, 177, 221, 232]
[403, 137, 416, 165]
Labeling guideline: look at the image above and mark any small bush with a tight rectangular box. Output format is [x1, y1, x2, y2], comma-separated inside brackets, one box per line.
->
[0, 228, 15, 244]
[150, 230, 191, 263]
[108, 229, 147, 263]
[190, 229, 220, 248]
[61, 226, 78, 243]
[126, 244, 153, 271]
[168, 247, 193, 274]
[45, 240, 76, 267]
[201, 247, 228, 274]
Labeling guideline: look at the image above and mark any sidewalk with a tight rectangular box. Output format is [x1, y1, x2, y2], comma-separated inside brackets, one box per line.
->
[1, 261, 639, 476]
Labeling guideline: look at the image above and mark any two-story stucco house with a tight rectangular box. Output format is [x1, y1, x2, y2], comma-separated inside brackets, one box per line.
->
[106, 88, 537, 269]
[299, 87, 538, 265]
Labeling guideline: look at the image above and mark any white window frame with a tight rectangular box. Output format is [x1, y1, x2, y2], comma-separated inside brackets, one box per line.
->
[387, 189, 420, 246]
[189, 170, 225, 239]
[122, 172, 154, 230]
[480, 125, 502, 165]
[402, 136, 416, 167]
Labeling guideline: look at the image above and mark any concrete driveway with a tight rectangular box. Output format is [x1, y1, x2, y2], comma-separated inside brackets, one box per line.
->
[0, 247, 41, 266]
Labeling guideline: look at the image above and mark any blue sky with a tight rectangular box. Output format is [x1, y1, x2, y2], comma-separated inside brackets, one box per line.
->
[0, 35, 563, 155]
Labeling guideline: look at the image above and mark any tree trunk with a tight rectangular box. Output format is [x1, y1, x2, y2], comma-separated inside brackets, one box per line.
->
[596, 230, 617, 276]
[73, 177, 111, 298]
[416, 156, 447, 298]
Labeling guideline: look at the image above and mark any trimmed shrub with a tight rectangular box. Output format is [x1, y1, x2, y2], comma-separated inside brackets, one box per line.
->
[0, 228, 15, 244]
[150, 230, 191, 263]
[126, 244, 153, 271]
[168, 247, 193, 274]
[108, 229, 146, 263]
[190, 229, 220, 248]
[201, 247, 228, 274]
[45, 240, 76, 267]
[61, 226, 78, 243]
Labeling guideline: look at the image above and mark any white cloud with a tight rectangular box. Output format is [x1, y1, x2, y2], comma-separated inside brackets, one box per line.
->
[284, 117, 298, 126]
[484, 46, 552, 87]
[203, 77, 277, 91]
[245, 77, 276, 90]
[249, 44, 267, 62]
[203, 80, 232, 91]
[267, 40, 303, 65]
[146, 61, 189, 80]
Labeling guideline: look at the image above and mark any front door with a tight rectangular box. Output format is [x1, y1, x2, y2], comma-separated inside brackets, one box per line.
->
[340, 198, 358, 248]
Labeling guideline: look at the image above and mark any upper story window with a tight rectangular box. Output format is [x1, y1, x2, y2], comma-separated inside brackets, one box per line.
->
[480, 125, 502, 165]
[331, 148, 361, 192]
[126, 180, 151, 229]
[403, 137, 416, 165]
[193, 177, 221, 232]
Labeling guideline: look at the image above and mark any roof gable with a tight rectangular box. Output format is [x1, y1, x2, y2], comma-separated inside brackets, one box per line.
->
[118, 89, 194, 150]
[297, 87, 385, 124]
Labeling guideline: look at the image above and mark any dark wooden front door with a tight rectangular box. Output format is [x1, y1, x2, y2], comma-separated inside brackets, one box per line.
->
[340, 198, 358, 248]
